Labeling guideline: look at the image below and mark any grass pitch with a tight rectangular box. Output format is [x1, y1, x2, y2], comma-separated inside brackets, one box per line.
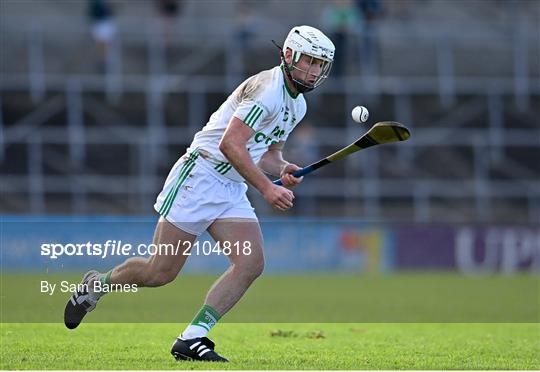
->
[2, 273, 538, 323]
[1, 273, 539, 369]
[1, 323, 539, 370]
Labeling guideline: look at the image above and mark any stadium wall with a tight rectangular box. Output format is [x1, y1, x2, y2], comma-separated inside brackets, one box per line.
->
[2, 216, 538, 274]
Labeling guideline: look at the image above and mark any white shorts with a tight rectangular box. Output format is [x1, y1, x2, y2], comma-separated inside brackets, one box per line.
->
[154, 151, 257, 236]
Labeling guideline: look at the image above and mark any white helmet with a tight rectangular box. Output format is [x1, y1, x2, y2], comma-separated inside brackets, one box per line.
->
[282, 25, 335, 93]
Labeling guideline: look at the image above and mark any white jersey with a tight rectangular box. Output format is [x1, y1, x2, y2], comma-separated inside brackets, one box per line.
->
[187, 66, 307, 182]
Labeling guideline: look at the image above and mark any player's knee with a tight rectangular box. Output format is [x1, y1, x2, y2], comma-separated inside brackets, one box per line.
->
[234, 257, 264, 282]
[251, 258, 265, 278]
[144, 268, 178, 287]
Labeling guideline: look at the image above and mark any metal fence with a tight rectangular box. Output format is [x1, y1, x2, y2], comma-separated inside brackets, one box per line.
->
[1, 8, 539, 222]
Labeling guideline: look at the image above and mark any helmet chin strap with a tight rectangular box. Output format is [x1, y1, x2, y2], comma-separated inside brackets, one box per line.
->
[271, 40, 314, 94]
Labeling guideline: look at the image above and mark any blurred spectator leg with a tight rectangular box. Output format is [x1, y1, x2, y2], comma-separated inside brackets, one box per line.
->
[88, 0, 116, 74]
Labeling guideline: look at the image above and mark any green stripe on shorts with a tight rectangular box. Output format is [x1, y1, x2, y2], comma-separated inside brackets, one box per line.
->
[161, 161, 195, 217]
[159, 152, 198, 217]
[159, 163, 189, 215]
[159, 152, 196, 215]
[159, 158, 192, 215]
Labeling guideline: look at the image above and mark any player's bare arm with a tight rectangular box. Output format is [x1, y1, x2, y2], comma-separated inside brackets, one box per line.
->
[258, 141, 303, 187]
[219, 117, 295, 210]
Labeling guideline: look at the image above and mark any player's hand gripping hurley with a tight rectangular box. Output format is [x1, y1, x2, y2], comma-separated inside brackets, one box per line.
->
[274, 121, 411, 185]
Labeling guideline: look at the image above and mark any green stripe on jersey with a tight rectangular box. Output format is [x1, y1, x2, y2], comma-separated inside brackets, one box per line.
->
[218, 164, 232, 174]
[214, 162, 233, 175]
[214, 162, 228, 173]
[246, 107, 263, 127]
[244, 105, 258, 126]
[250, 108, 264, 127]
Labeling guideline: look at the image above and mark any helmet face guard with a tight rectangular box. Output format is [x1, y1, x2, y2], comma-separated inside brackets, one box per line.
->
[286, 52, 333, 93]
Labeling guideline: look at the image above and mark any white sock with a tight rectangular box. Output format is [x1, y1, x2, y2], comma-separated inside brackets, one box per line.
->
[180, 325, 208, 340]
